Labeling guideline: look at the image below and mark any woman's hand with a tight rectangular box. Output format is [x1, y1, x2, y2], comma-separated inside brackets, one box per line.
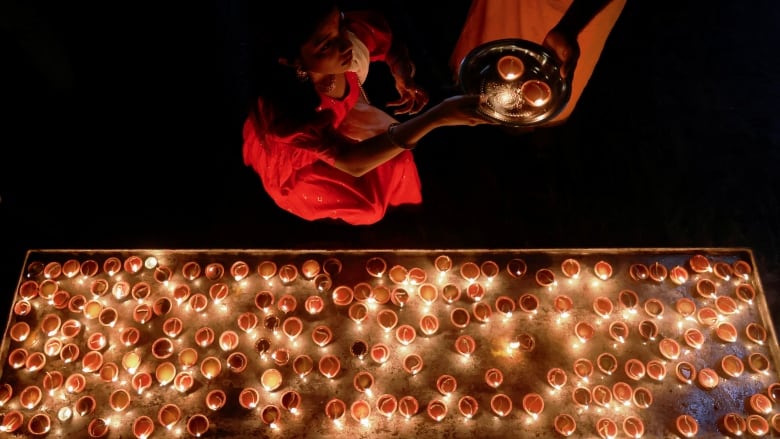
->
[429, 95, 497, 127]
[387, 82, 430, 115]
[542, 27, 581, 79]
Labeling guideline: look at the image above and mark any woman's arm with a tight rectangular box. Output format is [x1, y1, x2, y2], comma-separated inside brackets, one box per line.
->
[544, 0, 616, 78]
[333, 95, 488, 177]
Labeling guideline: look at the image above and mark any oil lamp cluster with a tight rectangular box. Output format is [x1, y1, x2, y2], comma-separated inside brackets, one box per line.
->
[0, 250, 776, 438]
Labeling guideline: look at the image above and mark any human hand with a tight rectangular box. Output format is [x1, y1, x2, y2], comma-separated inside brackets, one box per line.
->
[542, 27, 580, 79]
[430, 95, 498, 127]
[387, 82, 430, 116]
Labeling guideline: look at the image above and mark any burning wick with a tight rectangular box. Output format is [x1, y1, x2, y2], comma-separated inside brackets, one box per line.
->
[497, 55, 525, 81]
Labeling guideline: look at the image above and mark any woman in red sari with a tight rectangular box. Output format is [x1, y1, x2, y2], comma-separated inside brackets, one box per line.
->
[243, 1, 491, 225]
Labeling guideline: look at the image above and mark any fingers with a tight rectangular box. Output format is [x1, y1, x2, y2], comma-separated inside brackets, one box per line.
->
[388, 90, 429, 115]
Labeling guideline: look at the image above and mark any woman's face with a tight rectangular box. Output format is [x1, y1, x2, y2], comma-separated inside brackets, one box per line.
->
[298, 8, 353, 75]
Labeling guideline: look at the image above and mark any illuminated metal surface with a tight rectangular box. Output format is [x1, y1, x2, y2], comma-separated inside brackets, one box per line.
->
[0, 249, 777, 438]
[459, 39, 571, 126]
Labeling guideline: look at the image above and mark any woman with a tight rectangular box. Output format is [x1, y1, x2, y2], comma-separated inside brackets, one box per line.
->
[242, 1, 491, 225]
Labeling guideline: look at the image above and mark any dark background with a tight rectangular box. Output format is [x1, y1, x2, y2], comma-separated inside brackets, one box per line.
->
[1, 1, 779, 330]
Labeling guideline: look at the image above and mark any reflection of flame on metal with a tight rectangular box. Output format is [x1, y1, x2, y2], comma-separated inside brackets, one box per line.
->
[484, 82, 522, 112]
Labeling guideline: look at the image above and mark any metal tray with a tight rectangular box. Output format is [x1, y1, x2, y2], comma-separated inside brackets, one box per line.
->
[459, 39, 571, 127]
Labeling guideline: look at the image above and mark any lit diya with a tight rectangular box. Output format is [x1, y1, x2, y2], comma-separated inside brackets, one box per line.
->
[535, 268, 556, 287]
[748, 352, 770, 374]
[629, 263, 649, 281]
[597, 353, 618, 376]
[733, 260, 752, 279]
[594, 260, 613, 280]
[735, 283, 756, 304]
[547, 367, 568, 390]
[376, 394, 397, 418]
[572, 387, 592, 408]
[669, 265, 689, 285]
[591, 385, 612, 407]
[292, 354, 314, 377]
[522, 393, 544, 418]
[721, 354, 744, 378]
[364, 257, 387, 278]
[458, 395, 479, 419]
[643, 298, 664, 319]
[186, 414, 209, 437]
[612, 382, 633, 406]
[697, 368, 719, 390]
[632, 387, 653, 409]
[561, 258, 581, 278]
[554, 414, 577, 436]
[485, 368, 504, 388]
[239, 388, 261, 409]
[624, 358, 646, 381]
[436, 374, 458, 396]
[689, 254, 711, 273]
[749, 393, 773, 415]
[455, 335, 477, 356]
[480, 260, 500, 279]
[398, 396, 419, 419]
[593, 296, 614, 317]
[575, 321, 595, 343]
[427, 400, 448, 422]
[683, 328, 705, 349]
[325, 398, 346, 424]
[490, 393, 512, 417]
[713, 261, 733, 281]
[608, 321, 629, 343]
[721, 413, 746, 437]
[319, 354, 341, 379]
[506, 258, 527, 278]
[675, 414, 698, 437]
[675, 361, 697, 385]
[301, 258, 321, 279]
[420, 314, 440, 336]
[647, 261, 667, 282]
[403, 354, 424, 375]
[352, 400, 372, 425]
[441, 284, 461, 303]
[354, 371, 375, 394]
[715, 296, 738, 315]
[658, 337, 681, 360]
[466, 282, 486, 302]
[715, 321, 738, 343]
[596, 418, 618, 439]
[746, 322, 768, 344]
[460, 261, 480, 282]
[623, 416, 645, 438]
[351, 340, 368, 360]
[370, 343, 390, 364]
[573, 358, 594, 382]
[695, 278, 717, 299]
[434, 255, 452, 272]
[746, 414, 769, 437]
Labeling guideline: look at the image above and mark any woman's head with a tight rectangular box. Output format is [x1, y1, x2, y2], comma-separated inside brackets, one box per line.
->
[247, 0, 347, 132]
[251, 0, 349, 73]
[294, 8, 353, 77]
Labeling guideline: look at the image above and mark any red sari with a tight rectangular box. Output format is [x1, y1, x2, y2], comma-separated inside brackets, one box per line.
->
[242, 12, 421, 225]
